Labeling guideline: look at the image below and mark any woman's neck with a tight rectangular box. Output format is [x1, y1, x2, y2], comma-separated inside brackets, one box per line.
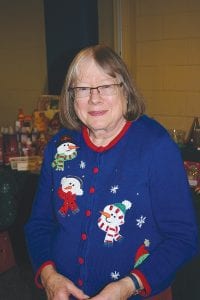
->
[88, 120, 127, 147]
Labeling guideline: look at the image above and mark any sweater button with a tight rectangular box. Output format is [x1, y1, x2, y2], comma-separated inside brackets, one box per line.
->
[93, 167, 99, 174]
[89, 186, 95, 193]
[78, 279, 83, 286]
[85, 210, 91, 217]
[81, 233, 87, 240]
[78, 257, 84, 264]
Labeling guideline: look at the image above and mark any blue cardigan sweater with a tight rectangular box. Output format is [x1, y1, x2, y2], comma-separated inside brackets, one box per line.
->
[25, 115, 198, 298]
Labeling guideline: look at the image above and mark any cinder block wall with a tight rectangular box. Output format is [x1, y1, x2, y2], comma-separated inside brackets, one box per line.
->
[135, 0, 200, 135]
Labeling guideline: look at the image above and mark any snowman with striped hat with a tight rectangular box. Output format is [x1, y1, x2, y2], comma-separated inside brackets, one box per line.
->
[98, 200, 132, 246]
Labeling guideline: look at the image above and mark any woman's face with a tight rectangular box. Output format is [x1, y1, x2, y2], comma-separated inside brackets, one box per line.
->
[73, 57, 127, 136]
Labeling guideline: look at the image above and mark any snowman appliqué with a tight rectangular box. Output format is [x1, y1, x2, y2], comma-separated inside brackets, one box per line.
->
[57, 176, 83, 216]
[98, 200, 132, 246]
[52, 136, 79, 171]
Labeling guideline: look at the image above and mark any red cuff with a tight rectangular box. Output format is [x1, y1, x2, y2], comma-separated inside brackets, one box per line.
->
[35, 261, 56, 289]
[131, 269, 152, 297]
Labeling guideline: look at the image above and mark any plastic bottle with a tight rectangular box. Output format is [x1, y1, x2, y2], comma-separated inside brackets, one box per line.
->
[3, 126, 19, 165]
[17, 108, 25, 127]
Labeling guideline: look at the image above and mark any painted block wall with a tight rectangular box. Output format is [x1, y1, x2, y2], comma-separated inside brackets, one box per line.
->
[0, 0, 47, 127]
[135, 0, 200, 135]
[1, 0, 199, 136]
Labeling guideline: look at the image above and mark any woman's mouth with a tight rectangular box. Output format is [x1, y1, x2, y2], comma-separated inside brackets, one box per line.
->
[88, 110, 107, 116]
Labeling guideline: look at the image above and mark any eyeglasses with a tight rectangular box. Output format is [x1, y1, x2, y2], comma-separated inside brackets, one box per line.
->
[68, 82, 123, 98]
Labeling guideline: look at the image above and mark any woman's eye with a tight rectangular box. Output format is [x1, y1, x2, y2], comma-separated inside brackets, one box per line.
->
[102, 85, 110, 89]
[79, 87, 88, 91]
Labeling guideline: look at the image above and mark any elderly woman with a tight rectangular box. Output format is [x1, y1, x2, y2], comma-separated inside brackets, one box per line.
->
[25, 45, 198, 300]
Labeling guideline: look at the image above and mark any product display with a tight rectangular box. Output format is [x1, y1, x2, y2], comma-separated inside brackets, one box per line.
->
[0, 95, 62, 171]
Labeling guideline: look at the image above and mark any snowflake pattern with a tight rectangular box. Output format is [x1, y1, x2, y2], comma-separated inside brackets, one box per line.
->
[110, 270, 120, 280]
[136, 215, 146, 228]
[144, 239, 150, 247]
[80, 161, 86, 169]
[110, 185, 119, 194]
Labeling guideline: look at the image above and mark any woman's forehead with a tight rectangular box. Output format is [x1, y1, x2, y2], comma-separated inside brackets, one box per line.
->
[76, 58, 114, 82]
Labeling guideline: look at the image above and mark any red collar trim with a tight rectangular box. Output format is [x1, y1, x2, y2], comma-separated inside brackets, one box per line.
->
[82, 121, 132, 152]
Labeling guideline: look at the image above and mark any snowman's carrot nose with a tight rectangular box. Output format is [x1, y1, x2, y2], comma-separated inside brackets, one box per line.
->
[100, 211, 111, 218]
[64, 186, 72, 190]
[69, 145, 79, 150]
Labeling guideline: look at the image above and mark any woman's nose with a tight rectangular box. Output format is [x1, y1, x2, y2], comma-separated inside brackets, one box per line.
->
[88, 88, 102, 103]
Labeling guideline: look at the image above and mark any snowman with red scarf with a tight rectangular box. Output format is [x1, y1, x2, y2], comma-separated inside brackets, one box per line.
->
[57, 176, 83, 216]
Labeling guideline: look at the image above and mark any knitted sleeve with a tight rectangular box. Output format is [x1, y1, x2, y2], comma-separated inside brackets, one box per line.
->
[24, 141, 56, 274]
[135, 132, 199, 295]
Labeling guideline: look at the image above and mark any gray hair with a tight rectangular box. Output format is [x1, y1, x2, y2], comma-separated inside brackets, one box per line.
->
[59, 44, 145, 130]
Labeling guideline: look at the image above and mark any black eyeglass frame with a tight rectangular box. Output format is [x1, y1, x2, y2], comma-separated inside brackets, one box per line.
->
[68, 82, 123, 98]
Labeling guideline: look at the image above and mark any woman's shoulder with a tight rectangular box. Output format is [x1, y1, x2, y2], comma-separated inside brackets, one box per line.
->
[132, 114, 177, 150]
[138, 115, 168, 133]
[42, 128, 82, 158]
[48, 127, 81, 145]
